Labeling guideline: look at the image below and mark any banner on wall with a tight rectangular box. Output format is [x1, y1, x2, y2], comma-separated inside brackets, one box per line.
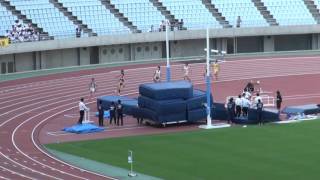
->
[0, 38, 9, 47]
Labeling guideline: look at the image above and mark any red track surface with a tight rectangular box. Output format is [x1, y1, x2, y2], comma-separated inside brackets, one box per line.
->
[0, 55, 320, 179]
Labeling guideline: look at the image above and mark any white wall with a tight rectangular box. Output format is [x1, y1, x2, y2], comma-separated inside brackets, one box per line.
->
[42, 48, 77, 69]
[99, 44, 130, 63]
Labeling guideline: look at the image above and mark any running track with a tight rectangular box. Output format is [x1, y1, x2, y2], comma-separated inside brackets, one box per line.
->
[0, 56, 320, 179]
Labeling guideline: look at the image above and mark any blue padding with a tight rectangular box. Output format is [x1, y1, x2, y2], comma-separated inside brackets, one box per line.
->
[233, 108, 280, 124]
[282, 104, 320, 115]
[63, 124, 104, 134]
[97, 96, 138, 115]
[139, 81, 193, 100]
[138, 96, 186, 115]
[187, 89, 213, 110]
[187, 108, 207, 122]
[157, 112, 187, 123]
[211, 103, 228, 120]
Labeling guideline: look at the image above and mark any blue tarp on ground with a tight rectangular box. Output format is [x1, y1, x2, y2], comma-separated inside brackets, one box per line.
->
[63, 123, 105, 134]
[139, 80, 193, 100]
[282, 104, 320, 115]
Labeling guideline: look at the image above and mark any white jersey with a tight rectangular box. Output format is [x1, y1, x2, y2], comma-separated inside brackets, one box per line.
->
[183, 65, 189, 76]
[254, 96, 262, 104]
[79, 101, 89, 111]
[154, 69, 161, 79]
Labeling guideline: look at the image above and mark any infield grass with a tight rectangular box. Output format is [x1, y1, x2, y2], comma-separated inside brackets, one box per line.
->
[46, 120, 320, 180]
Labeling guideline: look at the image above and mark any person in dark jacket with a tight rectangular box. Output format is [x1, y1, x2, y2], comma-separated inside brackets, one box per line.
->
[227, 97, 235, 124]
[116, 100, 123, 126]
[98, 101, 104, 126]
[257, 99, 264, 125]
[276, 90, 282, 113]
[109, 102, 116, 125]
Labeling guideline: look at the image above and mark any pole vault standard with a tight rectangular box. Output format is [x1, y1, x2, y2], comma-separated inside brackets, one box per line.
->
[199, 28, 230, 129]
[166, 20, 171, 82]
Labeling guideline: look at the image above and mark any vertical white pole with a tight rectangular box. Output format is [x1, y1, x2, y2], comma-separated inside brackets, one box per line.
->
[166, 21, 170, 82]
[206, 28, 212, 126]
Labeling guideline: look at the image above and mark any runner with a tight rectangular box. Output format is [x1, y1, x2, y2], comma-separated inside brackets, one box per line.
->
[153, 66, 161, 83]
[212, 59, 220, 80]
[183, 63, 191, 81]
[116, 69, 125, 95]
[89, 78, 97, 98]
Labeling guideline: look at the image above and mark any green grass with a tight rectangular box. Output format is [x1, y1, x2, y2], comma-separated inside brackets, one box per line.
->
[46, 120, 320, 180]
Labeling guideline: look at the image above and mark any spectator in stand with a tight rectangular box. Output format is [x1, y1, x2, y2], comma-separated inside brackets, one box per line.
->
[76, 27, 81, 38]
[236, 16, 242, 28]
[149, 25, 154, 32]
[179, 19, 184, 30]
[5, 20, 38, 43]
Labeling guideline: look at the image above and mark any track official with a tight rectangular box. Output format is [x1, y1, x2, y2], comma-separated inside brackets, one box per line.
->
[98, 101, 104, 126]
[117, 100, 124, 126]
[78, 98, 89, 124]
[257, 99, 264, 125]
[109, 102, 116, 125]
[227, 98, 235, 124]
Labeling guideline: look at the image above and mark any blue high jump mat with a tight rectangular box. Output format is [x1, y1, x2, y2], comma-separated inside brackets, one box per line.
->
[63, 123, 105, 134]
[139, 80, 193, 100]
[282, 104, 320, 115]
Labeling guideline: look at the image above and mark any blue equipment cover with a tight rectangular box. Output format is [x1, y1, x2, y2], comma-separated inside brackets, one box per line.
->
[187, 108, 207, 122]
[97, 96, 138, 115]
[63, 123, 105, 134]
[282, 104, 320, 115]
[138, 96, 186, 115]
[187, 89, 213, 110]
[233, 108, 280, 124]
[139, 81, 193, 100]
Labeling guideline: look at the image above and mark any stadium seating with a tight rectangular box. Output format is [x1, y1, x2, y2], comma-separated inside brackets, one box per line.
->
[0, 5, 17, 36]
[9, 0, 76, 39]
[159, 0, 221, 29]
[59, 0, 130, 35]
[111, 0, 164, 32]
[212, 0, 268, 27]
[2, 0, 319, 42]
[262, 0, 316, 25]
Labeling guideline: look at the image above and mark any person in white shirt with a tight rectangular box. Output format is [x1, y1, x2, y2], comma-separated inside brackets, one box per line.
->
[89, 78, 97, 98]
[235, 94, 242, 117]
[254, 93, 262, 106]
[153, 66, 161, 83]
[244, 89, 251, 99]
[183, 63, 191, 81]
[242, 96, 251, 117]
[78, 98, 89, 124]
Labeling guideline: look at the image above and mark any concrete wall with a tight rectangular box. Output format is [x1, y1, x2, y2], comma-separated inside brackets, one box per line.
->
[264, 36, 275, 52]
[274, 34, 312, 51]
[79, 47, 90, 65]
[0, 54, 14, 74]
[171, 39, 206, 58]
[99, 44, 130, 63]
[15, 52, 34, 72]
[236, 36, 264, 53]
[41, 48, 77, 69]
[131, 42, 162, 60]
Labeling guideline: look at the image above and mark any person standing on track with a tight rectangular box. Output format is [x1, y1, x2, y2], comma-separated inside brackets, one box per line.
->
[242, 93, 251, 117]
[116, 69, 125, 95]
[276, 90, 282, 113]
[98, 100, 104, 126]
[78, 98, 89, 124]
[256, 99, 264, 125]
[212, 59, 220, 80]
[183, 63, 191, 81]
[227, 97, 235, 124]
[89, 78, 97, 99]
[153, 66, 161, 83]
[109, 101, 116, 125]
[116, 100, 124, 126]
